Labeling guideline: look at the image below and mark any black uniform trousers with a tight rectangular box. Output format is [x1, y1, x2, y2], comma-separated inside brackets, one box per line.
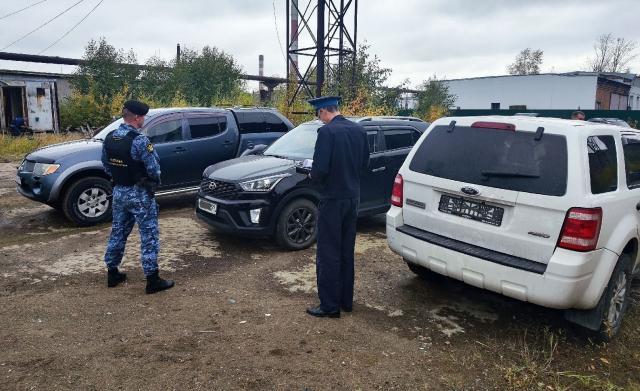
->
[316, 197, 359, 312]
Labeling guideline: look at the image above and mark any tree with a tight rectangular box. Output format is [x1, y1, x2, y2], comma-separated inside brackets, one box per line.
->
[275, 43, 398, 123]
[588, 33, 638, 73]
[73, 37, 139, 105]
[415, 76, 456, 122]
[324, 42, 394, 111]
[507, 48, 544, 75]
[65, 38, 245, 128]
[171, 46, 244, 106]
[138, 56, 174, 105]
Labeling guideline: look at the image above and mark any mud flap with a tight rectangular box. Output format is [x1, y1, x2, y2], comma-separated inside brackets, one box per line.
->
[563, 290, 607, 331]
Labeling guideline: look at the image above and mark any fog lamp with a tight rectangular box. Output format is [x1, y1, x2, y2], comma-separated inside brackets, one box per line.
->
[250, 208, 262, 224]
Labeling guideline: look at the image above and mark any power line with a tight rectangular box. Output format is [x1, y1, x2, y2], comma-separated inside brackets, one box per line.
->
[0, 0, 48, 21]
[272, 0, 287, 62]
[39, 0, 104, 54]
[1, 0, 86, 51]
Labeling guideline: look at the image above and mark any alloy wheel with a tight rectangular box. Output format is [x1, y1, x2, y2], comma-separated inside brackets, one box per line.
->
[606, 271, 628, 328]
[77, 187, 110, 218]
[286, 207, 316, 244]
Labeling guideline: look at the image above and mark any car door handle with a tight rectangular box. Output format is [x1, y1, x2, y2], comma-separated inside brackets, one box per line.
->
[372, 166, 386, 173]
[173, 147, 187, 153]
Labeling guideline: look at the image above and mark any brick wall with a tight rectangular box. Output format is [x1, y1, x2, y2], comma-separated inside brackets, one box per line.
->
[596, 78, 630, 109]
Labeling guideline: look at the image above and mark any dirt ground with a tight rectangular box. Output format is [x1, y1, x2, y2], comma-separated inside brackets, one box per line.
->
[1, 161, 639, 391]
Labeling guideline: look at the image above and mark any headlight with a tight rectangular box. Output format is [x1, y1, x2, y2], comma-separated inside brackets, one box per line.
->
[33, 163, 60, 176]
[239, 174, 289, 192]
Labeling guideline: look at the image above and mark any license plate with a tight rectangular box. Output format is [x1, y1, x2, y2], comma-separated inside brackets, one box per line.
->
[438, 194, 504, 226]
[198, 198, 217, 215]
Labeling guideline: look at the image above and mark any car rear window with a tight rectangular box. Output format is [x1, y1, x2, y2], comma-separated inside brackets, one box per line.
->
[408, 125, 568, 196]
[236, 112, 265, 133]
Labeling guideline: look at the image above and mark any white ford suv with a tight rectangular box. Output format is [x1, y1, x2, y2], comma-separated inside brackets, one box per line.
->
[386, 116, 640, 339]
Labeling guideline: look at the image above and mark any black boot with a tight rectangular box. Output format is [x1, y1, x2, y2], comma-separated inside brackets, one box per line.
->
[145, 271, 175, 294]
[107, 267, 127, 287]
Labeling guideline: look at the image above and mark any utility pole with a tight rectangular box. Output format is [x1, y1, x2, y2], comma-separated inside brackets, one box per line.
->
[286, 0, 358, 106]
[316, 0, 325, 98]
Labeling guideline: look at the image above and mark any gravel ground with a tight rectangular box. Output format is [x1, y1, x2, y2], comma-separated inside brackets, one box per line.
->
[1, 162, 639, 390]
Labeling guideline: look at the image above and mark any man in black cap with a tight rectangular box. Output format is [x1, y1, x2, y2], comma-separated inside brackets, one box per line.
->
[101, 99, 174, 294]
[306, 96, 369, 318]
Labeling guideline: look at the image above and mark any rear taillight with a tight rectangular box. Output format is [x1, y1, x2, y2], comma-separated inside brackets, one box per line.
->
[391, 174, 403, 207]
[471, 121, 516, 131]
[557, 207, 602, 252]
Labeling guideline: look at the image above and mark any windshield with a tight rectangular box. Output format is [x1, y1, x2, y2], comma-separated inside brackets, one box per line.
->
[263, 122, 321, 160]
[92, 118, 124, 140]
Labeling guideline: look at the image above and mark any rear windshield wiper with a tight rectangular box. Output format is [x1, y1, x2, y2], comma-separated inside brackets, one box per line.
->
[481, 170, 540, 178]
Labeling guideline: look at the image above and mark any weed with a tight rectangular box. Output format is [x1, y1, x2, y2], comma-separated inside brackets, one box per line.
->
[0, 133, 84, 162]
[495, 327, 625, 390]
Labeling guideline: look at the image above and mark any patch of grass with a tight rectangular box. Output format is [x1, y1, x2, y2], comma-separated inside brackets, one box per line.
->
[500, 328, 563, 390]
[0, 133, 85, 162]
[556, 372, 622, 391]
[488, 327, 625, 390]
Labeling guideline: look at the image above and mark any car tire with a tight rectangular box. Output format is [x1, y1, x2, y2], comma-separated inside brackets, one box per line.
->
[62, 176, 112, 226]
[275, 198, 318, 251]
[594, 253, 634, 341]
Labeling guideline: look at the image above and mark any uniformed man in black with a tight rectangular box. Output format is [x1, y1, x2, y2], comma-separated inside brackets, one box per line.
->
[306, 96, 370, 318]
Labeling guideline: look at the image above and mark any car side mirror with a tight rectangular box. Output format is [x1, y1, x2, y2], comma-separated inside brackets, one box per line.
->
[240, 144, 267, 157]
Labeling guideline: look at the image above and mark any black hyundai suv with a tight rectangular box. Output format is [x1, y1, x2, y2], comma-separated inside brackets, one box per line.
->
[196, 116, 428, 250]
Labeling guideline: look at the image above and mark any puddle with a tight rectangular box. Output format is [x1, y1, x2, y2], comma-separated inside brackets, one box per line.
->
[423, 300, 499, 337]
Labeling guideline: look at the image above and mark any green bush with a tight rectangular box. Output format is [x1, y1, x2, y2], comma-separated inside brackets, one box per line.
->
[59, 93, 112, 129]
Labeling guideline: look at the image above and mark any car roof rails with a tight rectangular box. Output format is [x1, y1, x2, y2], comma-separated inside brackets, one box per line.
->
[229, 106, 277, 110]
[359, 116, 425, 122]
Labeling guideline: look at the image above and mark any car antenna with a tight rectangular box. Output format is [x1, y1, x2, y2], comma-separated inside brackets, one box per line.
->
[447, 120, 456, 133]
[534, 126, 544, 141]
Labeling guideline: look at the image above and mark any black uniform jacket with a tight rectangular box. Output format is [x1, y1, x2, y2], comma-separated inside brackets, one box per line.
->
[311, 115, 370, 199]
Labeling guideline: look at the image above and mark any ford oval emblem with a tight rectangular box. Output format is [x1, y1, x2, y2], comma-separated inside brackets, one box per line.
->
[461, 187, 479, 196]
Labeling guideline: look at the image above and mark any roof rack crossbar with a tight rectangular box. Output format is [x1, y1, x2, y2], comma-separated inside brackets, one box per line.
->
[359, 116, 425, 123]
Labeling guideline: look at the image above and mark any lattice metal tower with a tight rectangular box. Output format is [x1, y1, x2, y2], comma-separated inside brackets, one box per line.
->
[286, 0, 358, 105]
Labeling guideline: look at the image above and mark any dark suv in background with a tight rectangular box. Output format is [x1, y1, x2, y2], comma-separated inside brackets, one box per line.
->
[16, 107, 293, 225]
[196, 116, 429, 250]
[587, 118, 631, 127]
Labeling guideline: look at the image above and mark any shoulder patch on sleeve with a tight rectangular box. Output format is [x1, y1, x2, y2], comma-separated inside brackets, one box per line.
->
[146, 143, 154, 153]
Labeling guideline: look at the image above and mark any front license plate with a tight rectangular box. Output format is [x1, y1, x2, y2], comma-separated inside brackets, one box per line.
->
[198, 199, 217, 215]
[438, 194, 504, 226]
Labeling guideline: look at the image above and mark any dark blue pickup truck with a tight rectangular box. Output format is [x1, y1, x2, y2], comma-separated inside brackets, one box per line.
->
[16, 107, 293, 225]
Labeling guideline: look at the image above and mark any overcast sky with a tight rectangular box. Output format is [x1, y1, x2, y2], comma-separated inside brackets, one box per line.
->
[1, 0, 639, 90]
